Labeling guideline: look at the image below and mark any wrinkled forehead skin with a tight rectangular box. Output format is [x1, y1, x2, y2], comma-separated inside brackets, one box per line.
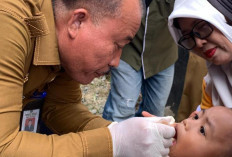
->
[168, 0, 232, 45]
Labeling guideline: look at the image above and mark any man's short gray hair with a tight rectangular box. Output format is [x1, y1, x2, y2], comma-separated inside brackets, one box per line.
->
[53, 0, 145, 23]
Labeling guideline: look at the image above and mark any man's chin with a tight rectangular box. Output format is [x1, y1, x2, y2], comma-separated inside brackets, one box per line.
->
[80, 81, 92, 85]
[78, 78, 95, 85]
[71, 75, 95, 85]
[68, 71, 101, 84]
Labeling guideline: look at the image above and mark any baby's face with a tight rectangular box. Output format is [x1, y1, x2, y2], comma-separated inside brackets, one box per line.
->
[169, 106, 232, 157]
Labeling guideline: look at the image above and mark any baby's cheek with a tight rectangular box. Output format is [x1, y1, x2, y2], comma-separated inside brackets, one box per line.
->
[169, 144, 177, 156]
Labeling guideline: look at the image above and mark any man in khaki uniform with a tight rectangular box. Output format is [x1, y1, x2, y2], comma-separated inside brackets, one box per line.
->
[0, 0, 176, 156]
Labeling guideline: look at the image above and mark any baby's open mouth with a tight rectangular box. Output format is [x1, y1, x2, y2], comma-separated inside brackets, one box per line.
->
[173, 125, 178, 145]
[174, 126, 177, 139]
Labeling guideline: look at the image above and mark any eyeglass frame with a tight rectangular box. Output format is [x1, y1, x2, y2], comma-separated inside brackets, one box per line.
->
[177, 20, 214, 50]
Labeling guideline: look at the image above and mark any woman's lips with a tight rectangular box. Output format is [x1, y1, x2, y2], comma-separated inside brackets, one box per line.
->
[204, 47, 217, 58]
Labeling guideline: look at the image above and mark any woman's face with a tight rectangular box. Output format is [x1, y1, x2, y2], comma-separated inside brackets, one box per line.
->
[178, 18, 232, 65]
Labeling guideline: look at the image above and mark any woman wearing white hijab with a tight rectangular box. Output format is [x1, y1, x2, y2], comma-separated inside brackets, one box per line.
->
[168, 0, 232, 110]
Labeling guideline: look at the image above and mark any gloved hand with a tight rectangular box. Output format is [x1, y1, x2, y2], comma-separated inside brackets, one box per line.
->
[108, 117, 176, 157]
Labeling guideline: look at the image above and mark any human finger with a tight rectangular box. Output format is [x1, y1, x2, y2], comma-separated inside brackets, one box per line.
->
[157, 123, 176, 139]
[163, 138, 173, 148]
[142, 111, 156, 117]
[159, 147, 170, 157]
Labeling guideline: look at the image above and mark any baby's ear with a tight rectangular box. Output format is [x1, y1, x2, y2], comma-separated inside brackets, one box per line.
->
[189, 111, 199, 118]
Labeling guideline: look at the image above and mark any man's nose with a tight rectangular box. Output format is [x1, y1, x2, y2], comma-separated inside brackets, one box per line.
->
[109, 50, 122, 67]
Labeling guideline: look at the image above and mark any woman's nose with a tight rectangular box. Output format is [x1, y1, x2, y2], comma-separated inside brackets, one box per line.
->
[195, 37, 207, 48]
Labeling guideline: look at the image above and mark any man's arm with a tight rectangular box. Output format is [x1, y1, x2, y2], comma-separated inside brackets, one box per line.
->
[42, 72, 112, 134]
[0, 7, 112, 157]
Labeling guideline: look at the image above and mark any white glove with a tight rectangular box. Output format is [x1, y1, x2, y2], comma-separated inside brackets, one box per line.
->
[108, 117, 176, 157]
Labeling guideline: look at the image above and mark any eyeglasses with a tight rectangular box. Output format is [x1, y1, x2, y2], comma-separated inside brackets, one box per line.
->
[178, 20, 214, 50]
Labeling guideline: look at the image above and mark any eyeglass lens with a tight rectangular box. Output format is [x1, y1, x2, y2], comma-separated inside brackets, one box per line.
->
[179, 35, 195, 50]
[193, 21, 213, 38]
[178, 20, 213, 50]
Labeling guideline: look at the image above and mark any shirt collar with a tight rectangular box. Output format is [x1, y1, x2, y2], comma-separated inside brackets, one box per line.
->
[33, 0, 60, 66]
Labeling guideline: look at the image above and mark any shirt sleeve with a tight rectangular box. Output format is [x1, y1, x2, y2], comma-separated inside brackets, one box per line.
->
[0, 7, 113, 157]
[42, 72, 112, 134]
[200, 79, 213, 109]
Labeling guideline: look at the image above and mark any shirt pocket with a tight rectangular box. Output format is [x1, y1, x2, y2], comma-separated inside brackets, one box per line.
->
[156, 0, 175, 18]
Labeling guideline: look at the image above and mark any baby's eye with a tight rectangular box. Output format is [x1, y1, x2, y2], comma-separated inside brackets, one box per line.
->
[200, 126, 206, 136]
[193, 114, 199, 120]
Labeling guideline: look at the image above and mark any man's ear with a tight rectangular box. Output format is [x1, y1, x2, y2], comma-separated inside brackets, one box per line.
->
[67, 9, 89, 39]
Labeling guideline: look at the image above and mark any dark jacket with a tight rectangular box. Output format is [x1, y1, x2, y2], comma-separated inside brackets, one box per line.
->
[121, 0, 178, 79]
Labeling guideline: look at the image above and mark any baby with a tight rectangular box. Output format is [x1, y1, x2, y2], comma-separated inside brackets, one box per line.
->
[169, 106, 232, 157]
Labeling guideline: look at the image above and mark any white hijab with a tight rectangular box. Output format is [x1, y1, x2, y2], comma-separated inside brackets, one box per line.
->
[168, 0, 232, 108]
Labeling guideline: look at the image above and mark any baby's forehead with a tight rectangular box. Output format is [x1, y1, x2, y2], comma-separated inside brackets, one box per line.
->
[207, 107, 232, 141]
[207, 106, 232, 115]
[207, 107, 232, 123]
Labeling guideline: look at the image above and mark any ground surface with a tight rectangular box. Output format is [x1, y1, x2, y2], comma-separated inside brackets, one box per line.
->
[81, 76, 111, 116]
[80, 76, 175, 117]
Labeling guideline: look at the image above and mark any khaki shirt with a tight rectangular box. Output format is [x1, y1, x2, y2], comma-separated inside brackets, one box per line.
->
[0, 0, 112, 156]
